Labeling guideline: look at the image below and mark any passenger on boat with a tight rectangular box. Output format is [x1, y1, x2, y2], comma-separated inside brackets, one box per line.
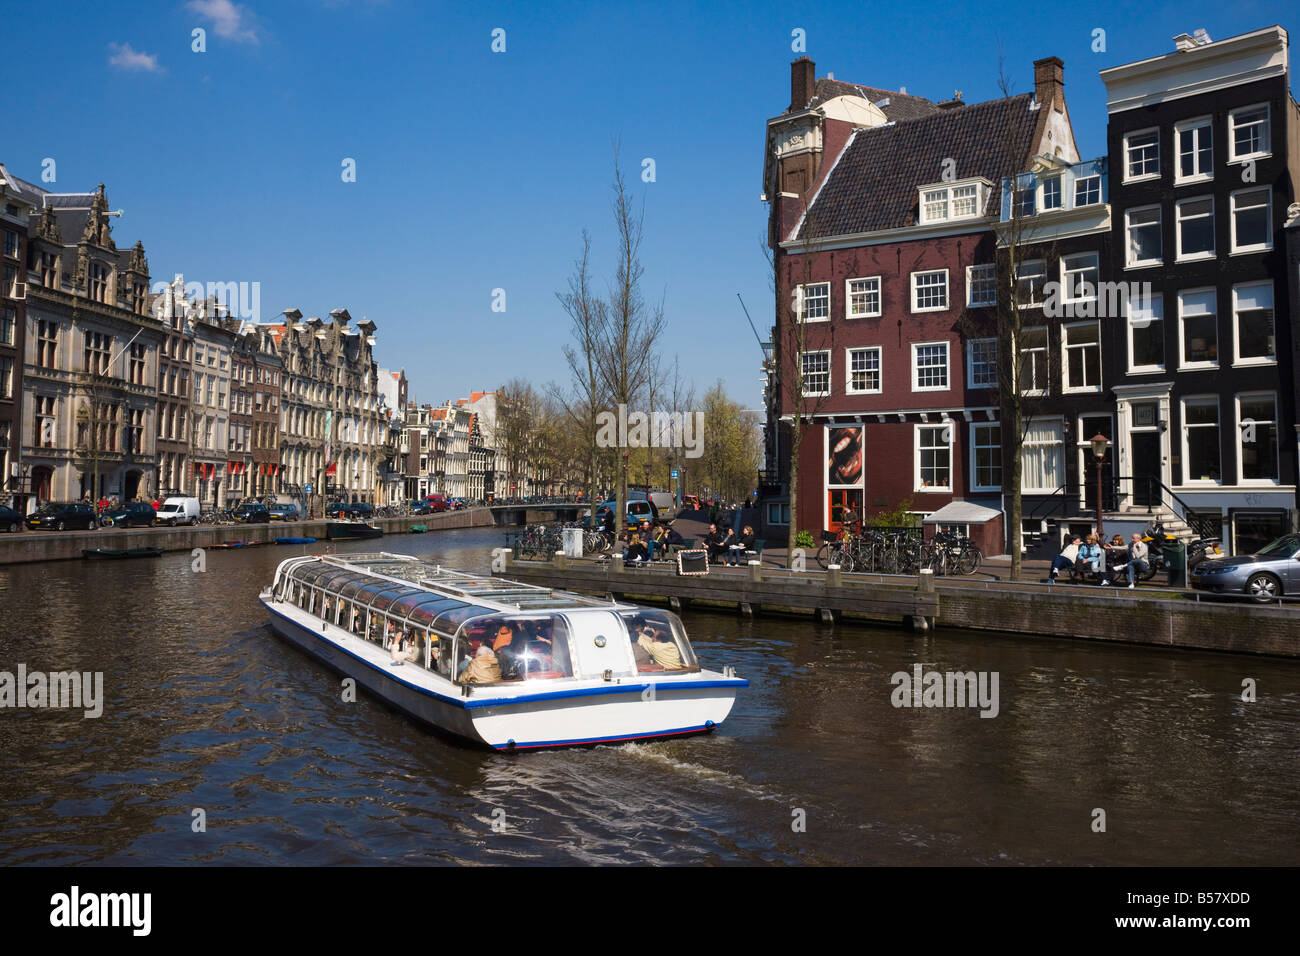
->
[460, 644, 502, 683]
[637, 625, 684, 669]
[629, 624, 654, 668]
[492, 624, 523, 679]
[322, 597, 331, 620]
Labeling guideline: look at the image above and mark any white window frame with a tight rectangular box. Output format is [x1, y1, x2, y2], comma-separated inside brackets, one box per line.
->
[966, 264, 997, 308]
[914, 424, 953, 492]
[1180, 395, 1221, 486]
[966, 337, 997, 390]
[1174, 116, 1213, 185]
[1235, 391, 1279, 486]
[1124, 205, 1162, 268]
[1229, 186, 1272, 254]
[1022, 418, 1065, 494]
[1228, 104, 1270, 163]
[1231, 281, 1275, 367]
[1018, 326, 1049, 397]
[911, 341, 949, 392]
[1062, 321, 1102, 393]
[911, 269, 949, 313]
[845, 346, 882, 395]
[970, 422, 1001, 492]
[1039, 175, 1063, 211]
[795, 282, 831, 323]
[1015, 259, 1046, 309]
[1126, 290, 1165, 374]
[1123, 128, 1160, 183]
[1060, 252, 1099, 304]
[1074, 174, 1101, 207]
[1174, 195, 1215, 262]
[917, 180, 985, 224]
[800, 349, 831, 397]
[845, 276, 882, 318]
[1177, 287, 1218, 371]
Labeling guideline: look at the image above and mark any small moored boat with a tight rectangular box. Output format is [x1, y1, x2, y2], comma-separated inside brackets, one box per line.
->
[275, 537, 317, 545]
[212, 540, 263, 549]
[409, 524, 428, 534]
[82, 547, 165, 559]
[326, 520, 383, 540]
[261, 552, 747, 750]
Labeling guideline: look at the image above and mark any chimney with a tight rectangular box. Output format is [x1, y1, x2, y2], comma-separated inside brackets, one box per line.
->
[937, 90, 965, 110]
[1033, 56, 1064, 110]
[791, 56, 815, 111]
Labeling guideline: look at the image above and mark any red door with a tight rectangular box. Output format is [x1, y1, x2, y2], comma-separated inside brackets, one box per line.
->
[827, 490, 863, 534]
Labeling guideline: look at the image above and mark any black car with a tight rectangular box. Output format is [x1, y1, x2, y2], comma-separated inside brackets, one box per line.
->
[408, 500, 433, 516]
[26, 502, 98, 531]
[0, 505, 22, 533]
[101, 502, 157, 528]
[232, 503, 271, 523]
[268, 502, 301, 522]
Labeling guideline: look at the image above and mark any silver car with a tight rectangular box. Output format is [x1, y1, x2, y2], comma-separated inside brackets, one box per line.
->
[1190, 533, 1300, 602]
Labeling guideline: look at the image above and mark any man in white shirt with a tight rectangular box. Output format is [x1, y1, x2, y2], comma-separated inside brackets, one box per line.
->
[1126, 533, 1150, 588]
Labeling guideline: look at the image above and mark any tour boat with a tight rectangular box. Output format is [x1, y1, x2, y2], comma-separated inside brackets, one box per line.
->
[260, 552, 747, 750]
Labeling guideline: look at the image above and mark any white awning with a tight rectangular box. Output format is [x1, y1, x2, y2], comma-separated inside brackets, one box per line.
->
[922, 500, 1002, 525]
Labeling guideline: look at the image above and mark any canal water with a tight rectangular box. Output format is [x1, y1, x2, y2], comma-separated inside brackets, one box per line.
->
[1, 527, 1297, 865]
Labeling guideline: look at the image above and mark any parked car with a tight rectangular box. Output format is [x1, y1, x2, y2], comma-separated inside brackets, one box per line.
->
[232, 503, 271, 524]
[408, 500, 433, 516]
[424, 494, 450, 513]
[583, 498, 659, 531]
[1190, 533, 1300, 602]
[157, 497, 202, 527]
[26, 502, 98, 531]
[0, 505, 22, 533]
[101, 502, 157, 528]
[268, 502, 301, 522]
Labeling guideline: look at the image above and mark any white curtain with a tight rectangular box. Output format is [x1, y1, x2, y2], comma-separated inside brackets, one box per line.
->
[1023, 419, 1063, 491]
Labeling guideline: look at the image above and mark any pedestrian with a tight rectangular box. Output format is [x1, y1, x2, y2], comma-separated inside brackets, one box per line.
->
[1125, 532, 1150, 589]
[1049, 536, 1081, 583]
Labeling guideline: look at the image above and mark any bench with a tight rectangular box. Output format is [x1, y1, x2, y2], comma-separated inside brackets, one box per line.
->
[743, 539, 765, 561]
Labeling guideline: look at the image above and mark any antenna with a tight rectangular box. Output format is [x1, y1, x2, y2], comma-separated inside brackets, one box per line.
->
[735, 293, 768, 357]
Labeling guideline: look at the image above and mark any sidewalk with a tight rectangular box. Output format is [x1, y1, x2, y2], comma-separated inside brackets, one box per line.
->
[665, 510, 1054, 582]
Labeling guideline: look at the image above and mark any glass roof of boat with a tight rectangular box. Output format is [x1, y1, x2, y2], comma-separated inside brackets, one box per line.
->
[288, 552, 615, 612]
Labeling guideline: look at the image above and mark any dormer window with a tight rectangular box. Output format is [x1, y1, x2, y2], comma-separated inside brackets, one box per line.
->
[1040, 176, 1062, 211]
[89, 262, 110, 303]
[918, 179, 987, 224]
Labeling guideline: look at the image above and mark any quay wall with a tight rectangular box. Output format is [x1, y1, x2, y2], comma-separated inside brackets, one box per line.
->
[500, 559, 1300, 660]
[0, 508, 495, 566]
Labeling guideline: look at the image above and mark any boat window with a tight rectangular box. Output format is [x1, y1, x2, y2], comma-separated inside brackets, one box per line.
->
[453, 614, 574, 683]
[618, 610, 699, 672]
[434, 603, 488, 633]
[369, 585, 415, 613]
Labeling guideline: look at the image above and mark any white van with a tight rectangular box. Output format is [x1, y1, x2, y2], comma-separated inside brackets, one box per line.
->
[157, 497, 201, 526]
[648, 491, 677, 516]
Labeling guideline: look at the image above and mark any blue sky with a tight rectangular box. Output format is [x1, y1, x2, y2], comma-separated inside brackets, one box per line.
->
[9, 0, 1295, 410]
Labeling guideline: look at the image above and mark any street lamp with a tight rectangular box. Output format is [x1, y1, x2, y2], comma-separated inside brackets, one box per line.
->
[1090, 432, 1109, 538]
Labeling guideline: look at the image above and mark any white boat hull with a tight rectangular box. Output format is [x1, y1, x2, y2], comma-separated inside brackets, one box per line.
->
[262, 596, 744, 750]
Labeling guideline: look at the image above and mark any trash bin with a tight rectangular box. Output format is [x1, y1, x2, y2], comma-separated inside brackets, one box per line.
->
[1163, 541, 1187, 589]
[561, 527, 583, 559]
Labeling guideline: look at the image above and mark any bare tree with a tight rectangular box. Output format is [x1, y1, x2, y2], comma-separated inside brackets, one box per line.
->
[766, 200, 836, 565]
[554, 231, 610, 521]
[595, 147, 665, 528]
